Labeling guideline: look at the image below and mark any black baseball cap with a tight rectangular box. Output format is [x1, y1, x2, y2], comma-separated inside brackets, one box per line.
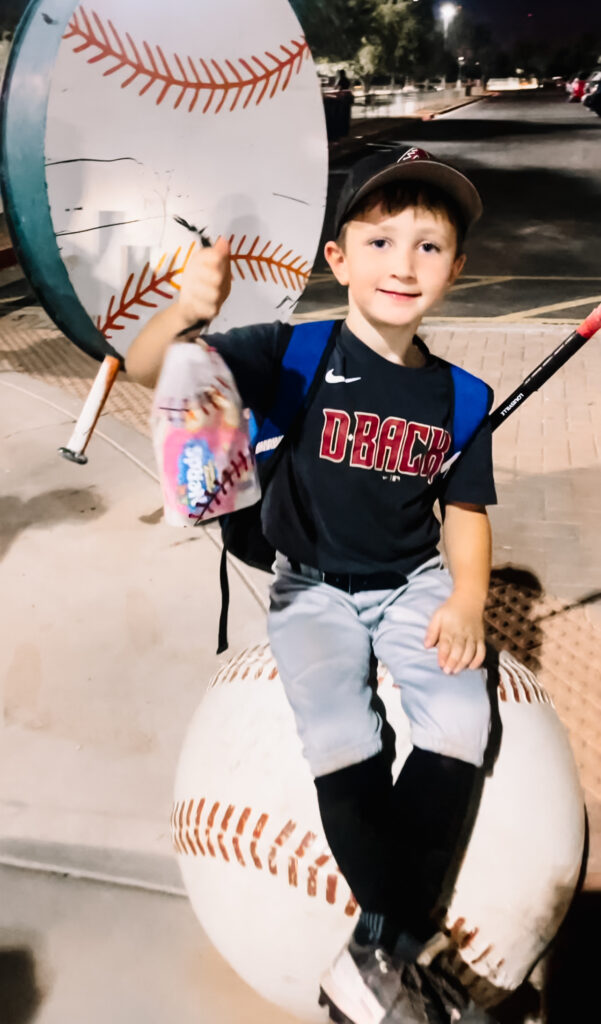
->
[333, 146, 483, 237]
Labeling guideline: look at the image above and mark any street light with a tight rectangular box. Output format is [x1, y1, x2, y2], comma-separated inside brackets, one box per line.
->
[457, 54, 465, 88]
[440, 2, 458, 43]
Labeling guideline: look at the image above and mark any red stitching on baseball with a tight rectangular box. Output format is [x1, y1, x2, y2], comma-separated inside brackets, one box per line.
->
[251, 813, 269, 869]
[185, 797, 198, 855]
[228, 234, 310, 292]
[217, 832, 230, 862]
[470, 944, 493, 965]
[97, 243, 195, 339]
[307, 852, 331, 897]
[269, 819, 296, 875]
[499, 653, 551, 706]
[295, 831, 317, 858]
[64, 7, 309, 113]
[232, 806, 251, 866]
[326, 873, 338, 905]
[288, 857, 298, 887]
[194, 798, 206, 856]
[206, 800, 220, 857]
[171, 803, 183, 854]
[215, 803, 235, 862]
[505, 664, 521, 702]
[172, 799, 358, 914]
[460, 927, 479, 949]
[345, 895, 358, 917]
[221, 804, 235, 831]
[177, 800, 191, 855]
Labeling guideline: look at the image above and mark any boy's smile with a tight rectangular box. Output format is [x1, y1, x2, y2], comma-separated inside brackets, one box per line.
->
[325, 203, 465, 362]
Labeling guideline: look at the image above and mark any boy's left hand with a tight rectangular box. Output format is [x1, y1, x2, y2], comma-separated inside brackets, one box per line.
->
[424, 592, 486, 675]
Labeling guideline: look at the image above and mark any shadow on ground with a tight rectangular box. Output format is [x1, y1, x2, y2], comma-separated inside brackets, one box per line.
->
[0, 488, 106, 560]
[0, 947, 43, 1024]
[542, 889, 600, 1021]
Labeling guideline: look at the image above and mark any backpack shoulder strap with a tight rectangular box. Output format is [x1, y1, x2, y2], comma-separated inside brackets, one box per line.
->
[449, 363, 493, 455]
[253, 319, 338, 462]
[216, 320, 338, 656]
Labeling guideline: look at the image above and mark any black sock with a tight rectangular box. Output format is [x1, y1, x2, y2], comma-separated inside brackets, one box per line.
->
[352, 910, 400, 953]
[389, 747, 479, 938]
[314, 752, 394, 915]
[314, 748, 479, 949]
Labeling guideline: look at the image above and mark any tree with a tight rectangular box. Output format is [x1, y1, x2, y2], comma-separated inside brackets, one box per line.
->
[353, 40, 380, 93]
[445, 9, 502, 81]
[352, 0, 438, 84]
[546, 32, 601, 78]
[290, 0, 377, 61]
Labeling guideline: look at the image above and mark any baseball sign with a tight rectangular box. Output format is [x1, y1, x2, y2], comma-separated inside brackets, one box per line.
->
[0, 0, 328, 361]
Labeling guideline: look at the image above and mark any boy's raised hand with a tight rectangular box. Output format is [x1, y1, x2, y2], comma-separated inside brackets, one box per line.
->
[424, 592, 486, 675]
[178, 236, 232, 329]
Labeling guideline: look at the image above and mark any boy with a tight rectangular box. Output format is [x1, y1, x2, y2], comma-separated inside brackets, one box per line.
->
[126, 147, 496, 1024]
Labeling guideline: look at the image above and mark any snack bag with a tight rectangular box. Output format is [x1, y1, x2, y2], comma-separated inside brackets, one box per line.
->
[151, 341, 260, 527]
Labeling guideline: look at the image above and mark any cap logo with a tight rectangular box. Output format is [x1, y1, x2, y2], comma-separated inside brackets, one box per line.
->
[397, 147, 431, 163]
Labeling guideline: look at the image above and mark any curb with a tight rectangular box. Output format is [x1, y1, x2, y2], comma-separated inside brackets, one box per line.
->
[415, 93, 489, 118]
[329, 94, 487, 161]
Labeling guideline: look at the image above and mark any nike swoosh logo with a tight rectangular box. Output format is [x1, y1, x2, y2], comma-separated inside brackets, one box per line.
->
[325, 369, 361, 384]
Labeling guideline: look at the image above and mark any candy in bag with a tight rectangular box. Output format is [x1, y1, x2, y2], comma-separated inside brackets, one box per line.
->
[151, 341, 260, 527]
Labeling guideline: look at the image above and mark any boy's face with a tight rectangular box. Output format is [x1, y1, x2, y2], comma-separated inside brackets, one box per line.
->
[324, 201, 465, 334]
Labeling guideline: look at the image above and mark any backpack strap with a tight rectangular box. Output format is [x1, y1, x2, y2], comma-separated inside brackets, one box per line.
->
[449, 364, 493, 455]
[252, 319, 338, 462]
[217, 319, 339, 654]
[439, 364, 493, 479]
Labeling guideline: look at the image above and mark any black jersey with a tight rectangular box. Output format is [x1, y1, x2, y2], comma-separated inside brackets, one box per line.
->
[206, 320, 496, 574]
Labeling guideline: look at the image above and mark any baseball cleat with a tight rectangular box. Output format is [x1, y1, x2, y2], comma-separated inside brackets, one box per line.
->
[319, 939, 402, 1024]
[319, 936, 450, 1024]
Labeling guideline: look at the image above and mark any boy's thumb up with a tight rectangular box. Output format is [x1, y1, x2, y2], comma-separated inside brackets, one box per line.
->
[213, 235, 232, 305]
[214, 235, 230, 258]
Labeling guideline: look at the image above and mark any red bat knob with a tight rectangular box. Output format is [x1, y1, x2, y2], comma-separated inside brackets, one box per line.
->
[579, 302, 601, 340]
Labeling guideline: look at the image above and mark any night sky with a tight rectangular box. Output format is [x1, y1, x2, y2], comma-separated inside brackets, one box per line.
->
[458, 1, 601, 46]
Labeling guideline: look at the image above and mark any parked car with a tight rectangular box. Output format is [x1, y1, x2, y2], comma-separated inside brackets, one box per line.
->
[583, 79, 601, 117]
[566, 71, 588, 101]
[583, 69, 601, 99]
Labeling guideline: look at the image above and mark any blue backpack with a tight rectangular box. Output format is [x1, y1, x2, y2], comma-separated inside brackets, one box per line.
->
[215, 319, 491, 651]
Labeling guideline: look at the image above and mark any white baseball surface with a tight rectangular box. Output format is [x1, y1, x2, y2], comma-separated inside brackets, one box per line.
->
[45, 0, 327, 354]
[173, 645, 585, 1020]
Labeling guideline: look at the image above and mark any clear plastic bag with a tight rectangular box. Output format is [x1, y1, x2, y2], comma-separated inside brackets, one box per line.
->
[151, 341, 260, 527]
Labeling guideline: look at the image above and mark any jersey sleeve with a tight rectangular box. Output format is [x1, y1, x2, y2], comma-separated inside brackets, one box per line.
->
[202, 321, 292, 416]
[440, 418, 497, 507]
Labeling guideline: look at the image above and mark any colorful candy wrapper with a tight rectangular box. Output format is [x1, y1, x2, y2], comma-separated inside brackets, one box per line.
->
[151, 341, 260, 527]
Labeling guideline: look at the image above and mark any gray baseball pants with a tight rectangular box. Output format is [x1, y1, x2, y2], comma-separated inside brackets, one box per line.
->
[267, 554, 490, 777]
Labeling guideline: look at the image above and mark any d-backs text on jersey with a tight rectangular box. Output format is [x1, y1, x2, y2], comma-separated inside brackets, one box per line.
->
[320, 409, 450, 483]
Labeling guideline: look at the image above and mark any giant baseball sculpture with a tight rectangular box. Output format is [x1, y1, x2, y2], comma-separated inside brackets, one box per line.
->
[0, 0, 327, 455]
[173, 645, 585, 1021]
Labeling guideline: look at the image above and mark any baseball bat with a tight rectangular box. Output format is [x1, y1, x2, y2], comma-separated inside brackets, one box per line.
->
[488, 302, 601, 433]
[442, 302, 601, 477]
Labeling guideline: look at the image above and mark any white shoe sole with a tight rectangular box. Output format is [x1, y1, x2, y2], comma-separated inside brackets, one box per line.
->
[319, 949, 387, 1024]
